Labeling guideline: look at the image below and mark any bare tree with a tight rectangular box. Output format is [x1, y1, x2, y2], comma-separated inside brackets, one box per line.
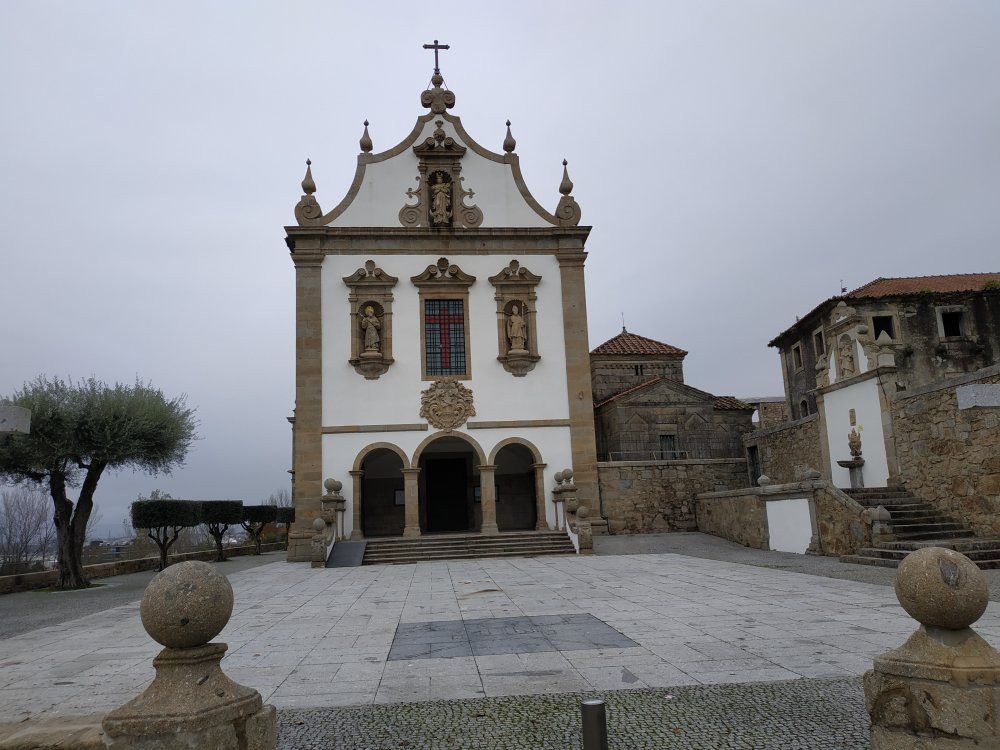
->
[266, 488, 291, 507]
[0, 485, 55, 574]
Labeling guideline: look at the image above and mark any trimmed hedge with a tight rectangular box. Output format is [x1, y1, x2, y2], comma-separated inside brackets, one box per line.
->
[130, 499, 201, 529]
[242, 505, 277, 524]
[275, 506, 295, 525]
[201, 500, 244, 525]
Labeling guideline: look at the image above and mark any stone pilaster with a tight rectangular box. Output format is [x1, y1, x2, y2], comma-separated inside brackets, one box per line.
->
[402, 468, 422, 537]
[478, 464, 499, 535]
[288, 248, 324, 562]
[557, 248, 600, 516]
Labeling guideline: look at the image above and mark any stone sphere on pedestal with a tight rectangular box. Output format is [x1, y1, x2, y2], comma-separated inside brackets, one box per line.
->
[312, 517, 326, 532]
[895, 546, 988, 630]
[140, 561, 234, 649]
[562, 468, 574, 482]
[324, 478, 343, 493]
[576, 506, 590, 520]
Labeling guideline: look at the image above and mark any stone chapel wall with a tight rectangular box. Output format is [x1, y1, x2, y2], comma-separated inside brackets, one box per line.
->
[597, 458, 749, 534]
[742, 414, 822, 484]
[891, 365, 1000, 536]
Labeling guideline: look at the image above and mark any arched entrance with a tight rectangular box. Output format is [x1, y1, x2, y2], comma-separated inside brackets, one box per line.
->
[494, 443, 537, 531]
[360, 448, 405, 537]
[418, 436, 481, 533]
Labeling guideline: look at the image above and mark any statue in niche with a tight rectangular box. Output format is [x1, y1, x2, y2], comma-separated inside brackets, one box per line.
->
[360, 306, 381, 353]
[507, 305, 527, 352]
[430, 173, 452, 225]
[838, 335, 856, 379]
[848, 427, 863, 457]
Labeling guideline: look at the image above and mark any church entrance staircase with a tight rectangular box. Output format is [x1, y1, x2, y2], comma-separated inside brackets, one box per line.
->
[839, 487, 1000, 569]
[361, 530, 575, 565]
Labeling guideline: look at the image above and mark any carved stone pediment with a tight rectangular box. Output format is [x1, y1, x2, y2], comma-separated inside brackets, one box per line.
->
[411, 257, 476, 287]
[399, 120, 483, 229]
[420, 381, 476, 430]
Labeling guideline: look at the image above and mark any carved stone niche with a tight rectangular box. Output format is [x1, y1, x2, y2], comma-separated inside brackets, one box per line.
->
[489, 260, 541, 377]
[342, 260, 398, 379]
[399, 119, 483, 229]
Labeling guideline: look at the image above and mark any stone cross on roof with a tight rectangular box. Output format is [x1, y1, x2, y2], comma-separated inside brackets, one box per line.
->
[422, 39, 449, 75]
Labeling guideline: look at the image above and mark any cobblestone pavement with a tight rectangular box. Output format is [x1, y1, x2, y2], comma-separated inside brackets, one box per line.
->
[277, 677, 869, 749]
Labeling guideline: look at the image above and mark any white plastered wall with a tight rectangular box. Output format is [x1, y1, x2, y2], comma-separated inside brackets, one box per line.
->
[823, 378, 889, 487]
[765, 498, 812, 553]
[319, 252, 572, 538]
[330, 119, 552, 228]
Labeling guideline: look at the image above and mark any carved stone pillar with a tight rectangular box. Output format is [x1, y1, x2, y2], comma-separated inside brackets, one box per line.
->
[402, 468, 422, 538]
[531, 462, 549, 530]
[349, 469, 364, 540]
[479, 464, 499, 535]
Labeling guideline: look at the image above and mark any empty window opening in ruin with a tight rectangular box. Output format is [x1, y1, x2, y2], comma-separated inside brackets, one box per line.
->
[813, 330, 825, 358]
[799, 399, 809, 418]
[872, 315, 895, 340]
[941, 310, 963, 337]
[658, 434, 679, 459]
[634, 364, 644, 376]
[792, 345, 803, 370]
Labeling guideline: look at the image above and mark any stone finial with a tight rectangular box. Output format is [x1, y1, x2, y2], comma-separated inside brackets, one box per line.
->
[360, 120, 373, 153]
[139, 561, 234, 649]
[562, 468, 574, 483]
[757, 474, 772, 486]
[554, 470, 564, 485]
[559, 159, 574, 195]
[301, 159, 316, 195]
[103, 561, 276, 749]
[895, 547, 988, 630]
[865, 547, 1000, 749]
[324, 478, 343, 494]
[420, 73, 456, 113]
[503, 120, 516, 153]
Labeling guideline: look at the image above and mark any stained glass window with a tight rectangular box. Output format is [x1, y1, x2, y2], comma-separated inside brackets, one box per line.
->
[424, 299, 467, 376]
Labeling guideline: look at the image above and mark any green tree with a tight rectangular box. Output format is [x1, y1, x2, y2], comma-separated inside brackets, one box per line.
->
[130, 493, 201, 570]
[241, 505, 276, 555]
[200, 500, 244, 562]
[0, 377, 196, 588]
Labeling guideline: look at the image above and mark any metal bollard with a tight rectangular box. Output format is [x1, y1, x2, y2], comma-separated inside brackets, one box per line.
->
[581, 698, 609, 750]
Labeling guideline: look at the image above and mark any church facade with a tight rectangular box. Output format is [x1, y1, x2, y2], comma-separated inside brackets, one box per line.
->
[284, 65, 598, 561]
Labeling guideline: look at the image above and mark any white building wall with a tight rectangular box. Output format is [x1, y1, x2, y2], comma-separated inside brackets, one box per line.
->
[320, 253, 569, 426]
[823, 379, 889, 487]
[765, 498, 812, 553]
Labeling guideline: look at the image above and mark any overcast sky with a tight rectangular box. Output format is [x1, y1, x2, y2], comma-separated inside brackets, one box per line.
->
[2, 1, 998, 535]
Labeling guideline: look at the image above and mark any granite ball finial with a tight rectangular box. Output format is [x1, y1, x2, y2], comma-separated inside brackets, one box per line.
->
[140, 561, 234, 649]
[562, 468, 574, 483]
[312, 517, 326, 533]
[895, 546, 988, 630]
[554, 471, 564, 485]
[324, 477, 343, 494]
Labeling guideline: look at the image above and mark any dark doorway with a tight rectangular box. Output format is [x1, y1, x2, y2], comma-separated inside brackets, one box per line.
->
[425, 458, 469, 532]
[747, 445, 762, 487]
[495, 443, 536, 531]
[361, 449, 405, 537]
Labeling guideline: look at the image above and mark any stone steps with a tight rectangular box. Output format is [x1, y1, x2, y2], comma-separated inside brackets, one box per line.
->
[839, 487, 995, 569]
[361, 531, 576, 565]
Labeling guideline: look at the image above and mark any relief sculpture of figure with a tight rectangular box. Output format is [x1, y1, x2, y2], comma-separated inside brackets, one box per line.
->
[430, 173, 452, 225]
[838, 336, 856, 378]
[507, 305, 527, 352]
[361, 306, 381, 352]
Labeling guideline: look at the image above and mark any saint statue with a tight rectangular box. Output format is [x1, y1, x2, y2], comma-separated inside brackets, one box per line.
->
[361, 306, 381, 352]
[838, 336, 856, 378]
[430, 173, 452, 225]
[507, 305, 527, 352]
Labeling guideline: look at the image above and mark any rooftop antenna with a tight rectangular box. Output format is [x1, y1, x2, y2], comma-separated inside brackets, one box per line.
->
[621, 312, 626, 333]
[840, 279, 848, 294]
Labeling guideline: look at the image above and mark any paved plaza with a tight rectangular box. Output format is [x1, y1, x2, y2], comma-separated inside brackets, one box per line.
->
[2, 536, 1000, 746]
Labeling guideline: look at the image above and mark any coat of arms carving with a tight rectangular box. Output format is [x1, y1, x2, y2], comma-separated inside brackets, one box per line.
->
[419, 380, 476, 430]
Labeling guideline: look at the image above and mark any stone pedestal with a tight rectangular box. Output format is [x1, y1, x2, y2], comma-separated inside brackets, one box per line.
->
[865, 546, 999, 749]
[478, 464, 499, 535]
[102, 561, 276, 750]
[837, 458, 865, 488]
[402, 468, 422, 537]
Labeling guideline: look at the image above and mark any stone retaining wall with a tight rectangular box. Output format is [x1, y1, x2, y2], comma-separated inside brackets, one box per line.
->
[695, 481, 868, 556]
[743, 414, 821, 484]
[597, 458, 749, 534]
[0, 542, 284, 594]
[891, 366, 1000, 536]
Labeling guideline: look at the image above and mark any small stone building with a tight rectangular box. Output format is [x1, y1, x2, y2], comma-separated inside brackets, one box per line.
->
[591, 329, 755, 462]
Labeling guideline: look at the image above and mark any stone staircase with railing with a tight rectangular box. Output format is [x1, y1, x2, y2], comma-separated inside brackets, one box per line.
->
[361, 530, 576, 565]
[839, 487, 1000, 569]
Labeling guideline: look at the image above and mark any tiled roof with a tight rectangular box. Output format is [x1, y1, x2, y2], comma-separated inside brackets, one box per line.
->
[593, 377, 663, 409]
[847, 273, 1000, 298]
[713, 396, 753, 410]
[591, 330, 687, 356]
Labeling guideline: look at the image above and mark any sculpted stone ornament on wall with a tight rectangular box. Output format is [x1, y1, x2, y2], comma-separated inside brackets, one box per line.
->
[507, 305, 527, 353]
[489, 260, 542, 377]
[343, 260, 398, 380]
[399, 120, 483, 228]
[420, 380, 476, 430]
[838, 334, 857, 379]
[360, 306, 381, 355]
